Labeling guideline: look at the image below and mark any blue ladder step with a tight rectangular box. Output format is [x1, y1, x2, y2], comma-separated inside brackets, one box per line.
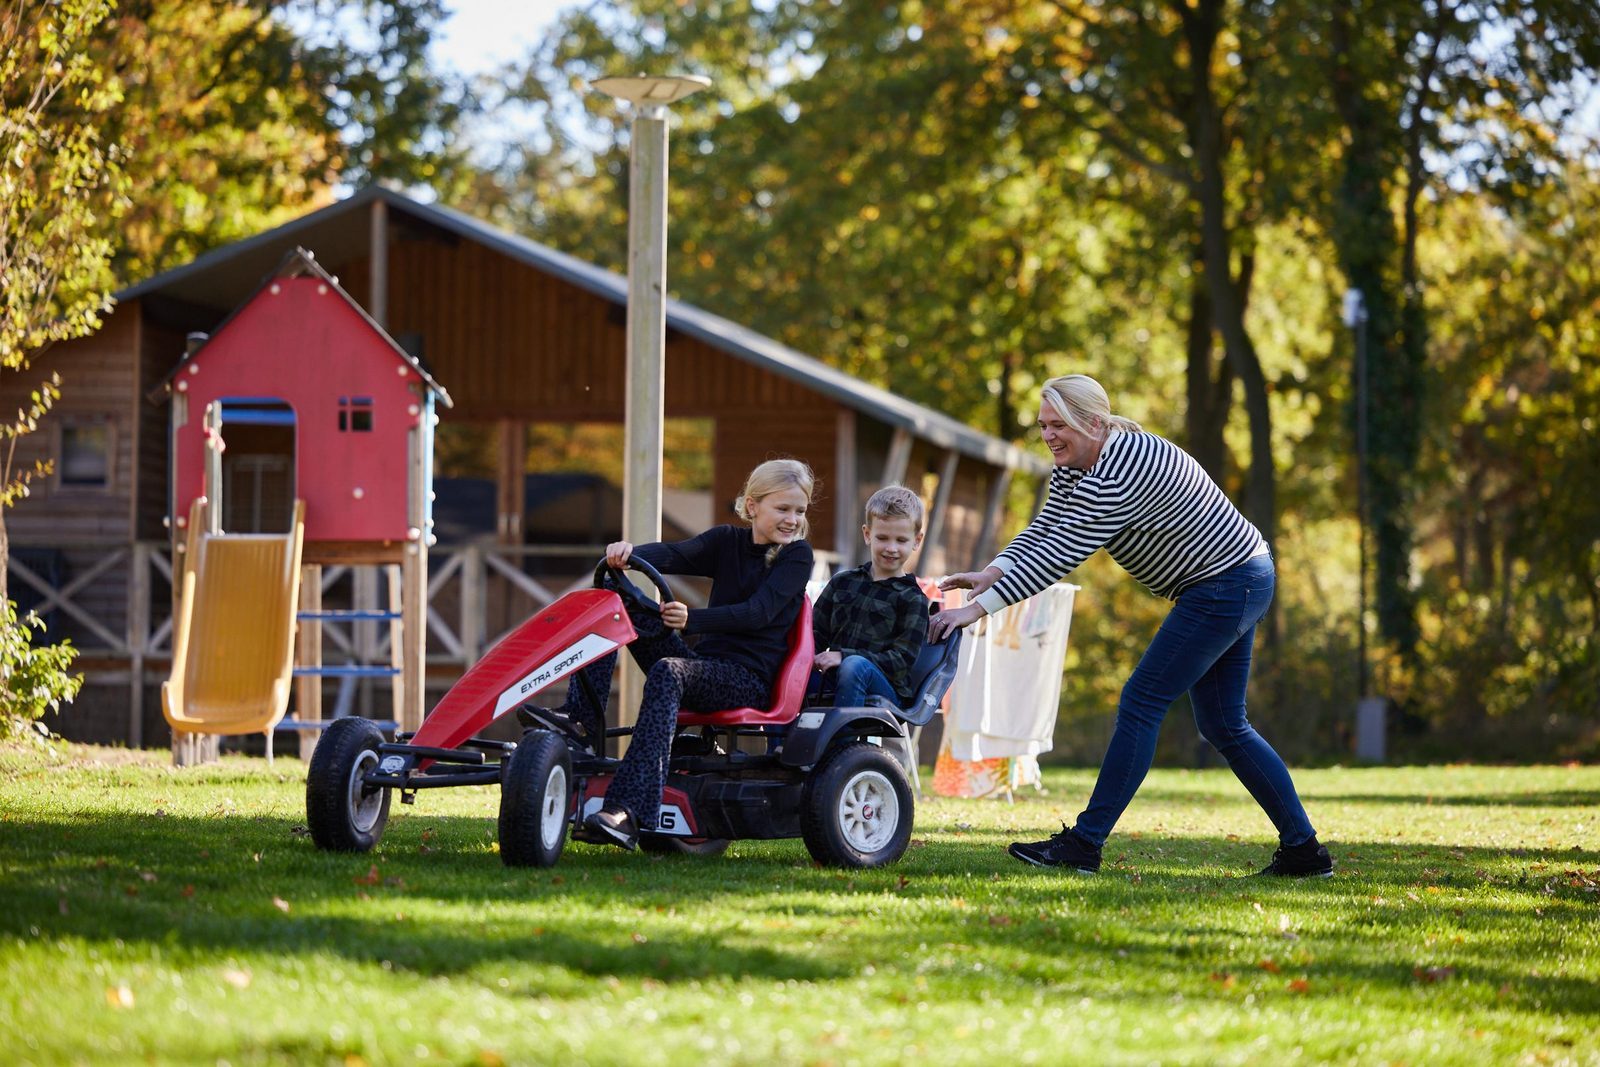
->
[276, 718, 398, 732]
[297, 610, 401, 621]
[292, 665, 401, 678]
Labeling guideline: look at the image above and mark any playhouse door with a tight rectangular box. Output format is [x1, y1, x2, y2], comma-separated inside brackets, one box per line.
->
[215, 398, 297, 534]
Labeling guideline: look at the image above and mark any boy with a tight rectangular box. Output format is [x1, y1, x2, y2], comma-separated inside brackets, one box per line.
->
[811, 485, 930, 709]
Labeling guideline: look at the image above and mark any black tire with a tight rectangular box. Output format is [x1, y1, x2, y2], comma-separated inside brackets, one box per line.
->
[306, 718, 391, 852]
[499, 730, 572, 867]
[639, 834, 731, 857]
[801, 741, 914, 868]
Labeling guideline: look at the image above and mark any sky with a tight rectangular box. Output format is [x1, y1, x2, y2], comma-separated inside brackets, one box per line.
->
[429, 0, 578, 77]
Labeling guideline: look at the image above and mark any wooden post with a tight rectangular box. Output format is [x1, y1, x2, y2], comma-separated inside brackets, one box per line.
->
[922, 449, 959, 576]
[833, 409, 858, 568]
[387, 563, 405, 731]
[402, 544, 426, 732]
[369, 196, 388, 329]
[128, 542, 149, 748]
[462, 544, 484, 664]
[496, 420, 524, 544]
[296, 563, 323, 760]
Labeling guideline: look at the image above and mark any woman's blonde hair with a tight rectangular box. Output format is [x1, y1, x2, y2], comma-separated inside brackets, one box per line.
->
[734, 458, 815, 563]
[1039, 374, 1143, 437]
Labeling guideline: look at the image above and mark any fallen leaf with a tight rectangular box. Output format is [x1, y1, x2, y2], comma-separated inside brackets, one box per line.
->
[181, 885, 196, 899]
[272, 896, 290, 913]
[1414, 966, 1457, 984]
[631, 932, 648, 944]
[106, 985, 134, 1009]
[139, 871, 157, 883]
[987, 914, 1014, 927]
[58, 898, 68, 916]
[222, 969, 251, 989]
[355, 866, 381, 886]
[1288, 978, 1311, 994]
[1208, 972, 1237, 989]
[1258, 958, 1281, 973]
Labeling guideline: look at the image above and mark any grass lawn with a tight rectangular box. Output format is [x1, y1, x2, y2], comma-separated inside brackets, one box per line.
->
[1, 743, 1596, 1066]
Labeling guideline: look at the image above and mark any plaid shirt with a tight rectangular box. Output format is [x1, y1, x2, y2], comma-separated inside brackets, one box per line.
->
[812, 564, 930, 705]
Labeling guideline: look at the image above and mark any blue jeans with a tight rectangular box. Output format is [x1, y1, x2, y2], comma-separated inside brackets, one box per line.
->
[834, 655, 901, 709]
[1073, 555, 1317, 848]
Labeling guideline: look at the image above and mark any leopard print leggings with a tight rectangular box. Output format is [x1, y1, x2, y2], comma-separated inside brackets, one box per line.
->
[562, 594, 767, 830]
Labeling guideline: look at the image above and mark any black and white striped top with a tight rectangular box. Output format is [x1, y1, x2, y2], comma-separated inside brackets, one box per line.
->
[974, 431, 1267, 613]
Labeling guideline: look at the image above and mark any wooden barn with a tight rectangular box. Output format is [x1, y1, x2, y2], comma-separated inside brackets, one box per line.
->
[3, 185, 1047, 749]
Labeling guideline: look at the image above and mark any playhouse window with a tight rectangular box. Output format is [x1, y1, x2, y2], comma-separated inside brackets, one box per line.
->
[59, 418, 112, 488]
[338, 397, 374, 432]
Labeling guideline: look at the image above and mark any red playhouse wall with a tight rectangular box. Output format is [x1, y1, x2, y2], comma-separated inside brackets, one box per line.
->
[172, 276, 423, 543]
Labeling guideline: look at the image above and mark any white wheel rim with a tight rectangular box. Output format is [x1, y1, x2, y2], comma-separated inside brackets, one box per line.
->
[539, 764, 568, 850]
[346, 748, 384, 834]
[837, 769, 899, 853]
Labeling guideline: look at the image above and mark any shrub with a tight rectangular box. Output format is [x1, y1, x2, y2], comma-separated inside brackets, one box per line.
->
[0, 602, 83, 740]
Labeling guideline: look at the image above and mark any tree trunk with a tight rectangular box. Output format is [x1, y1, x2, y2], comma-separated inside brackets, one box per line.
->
[1182, 0, 1277, 548]
[1184, 250, 1232, 482]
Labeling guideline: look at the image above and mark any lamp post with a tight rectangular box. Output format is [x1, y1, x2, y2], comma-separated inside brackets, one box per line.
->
[592, 74, 710, 552]
[1343, 287, 1384, 761]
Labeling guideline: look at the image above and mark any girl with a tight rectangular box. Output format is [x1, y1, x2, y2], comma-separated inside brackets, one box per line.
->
[563, 458, 814, 850]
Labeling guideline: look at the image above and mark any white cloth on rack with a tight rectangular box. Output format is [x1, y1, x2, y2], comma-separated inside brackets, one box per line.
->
[945, 583, 1077, 761]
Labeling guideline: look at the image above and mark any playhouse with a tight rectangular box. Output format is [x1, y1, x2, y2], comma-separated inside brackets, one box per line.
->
[157, 248, 451, 759]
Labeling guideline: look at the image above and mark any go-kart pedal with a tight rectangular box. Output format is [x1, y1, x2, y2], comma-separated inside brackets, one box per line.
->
[516, 704, 596, 748]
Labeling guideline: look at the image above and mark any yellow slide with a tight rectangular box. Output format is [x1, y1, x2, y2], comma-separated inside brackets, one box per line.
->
[163, 500, 305, 736]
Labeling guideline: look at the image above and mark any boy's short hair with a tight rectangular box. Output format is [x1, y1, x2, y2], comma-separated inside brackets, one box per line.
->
[864, 485, 925, 535]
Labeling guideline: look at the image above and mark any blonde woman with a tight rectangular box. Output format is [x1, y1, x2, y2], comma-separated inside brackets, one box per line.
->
[561, 459, 815, 850]
[932, 375, 1329, 878]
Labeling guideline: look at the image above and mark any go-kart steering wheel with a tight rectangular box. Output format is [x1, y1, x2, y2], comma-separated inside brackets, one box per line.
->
[591, 555, 676, 612]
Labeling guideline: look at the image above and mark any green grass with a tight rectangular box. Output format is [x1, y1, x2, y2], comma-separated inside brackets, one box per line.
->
[1, 744, 1597, 1066]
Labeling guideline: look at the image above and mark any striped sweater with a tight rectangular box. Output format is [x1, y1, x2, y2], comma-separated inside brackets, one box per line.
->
[974, 431, 1267, 613]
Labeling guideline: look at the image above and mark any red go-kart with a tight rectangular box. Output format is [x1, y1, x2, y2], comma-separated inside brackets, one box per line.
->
[305, 559, 962, 868]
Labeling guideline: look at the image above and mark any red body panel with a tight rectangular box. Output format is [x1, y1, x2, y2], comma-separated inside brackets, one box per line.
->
[410, 589, 636, 751]
[678, 597, 815, 727]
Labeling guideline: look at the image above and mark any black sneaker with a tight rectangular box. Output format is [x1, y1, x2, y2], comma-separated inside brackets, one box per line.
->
[1007, 824, 1101, 873]
[1256, 837, 1334, 878]
[581, 802, 638, 851]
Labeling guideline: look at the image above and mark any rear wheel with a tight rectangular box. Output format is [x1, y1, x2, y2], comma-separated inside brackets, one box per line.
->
[306, 718, 391, 852]
[499, 730, 572, 867]
[801, 741, 913, 868]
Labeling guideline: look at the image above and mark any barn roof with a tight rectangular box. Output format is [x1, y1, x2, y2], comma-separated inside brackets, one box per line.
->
[120, 185, 1045, 473]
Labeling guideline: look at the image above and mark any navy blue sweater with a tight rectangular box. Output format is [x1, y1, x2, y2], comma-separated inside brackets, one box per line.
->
[632, 526, 813, 685]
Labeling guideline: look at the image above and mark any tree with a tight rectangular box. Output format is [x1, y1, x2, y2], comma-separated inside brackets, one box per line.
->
[1, 0, 128, 603]
[0, 0, 126, 730]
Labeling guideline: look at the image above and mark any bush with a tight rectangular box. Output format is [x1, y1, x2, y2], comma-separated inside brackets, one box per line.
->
[0, 602, 83, 740]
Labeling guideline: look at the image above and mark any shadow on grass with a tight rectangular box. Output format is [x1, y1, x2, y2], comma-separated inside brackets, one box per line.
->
[3, 803, 1596, 1007]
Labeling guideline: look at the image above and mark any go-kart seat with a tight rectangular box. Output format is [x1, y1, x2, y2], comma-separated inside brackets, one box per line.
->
[866, 619, 963, 727]
[677, 597, 815, 728]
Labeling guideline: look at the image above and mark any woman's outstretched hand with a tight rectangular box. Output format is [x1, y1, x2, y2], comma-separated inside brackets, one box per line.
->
[605, 541, 634, 568]
[928, 602, 986, 641]
[939, 567, 1001, 596]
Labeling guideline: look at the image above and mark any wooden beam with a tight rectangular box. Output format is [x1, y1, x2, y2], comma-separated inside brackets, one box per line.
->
[127, 542, 149, 748]
[833, 409, 858, 568]
[921, 449, 959, 576]
[881, 427, 913, 488]
[496, 419, 524, 544]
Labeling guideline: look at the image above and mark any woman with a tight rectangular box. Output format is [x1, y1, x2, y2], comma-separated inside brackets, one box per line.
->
[930, 375, 1330, 877]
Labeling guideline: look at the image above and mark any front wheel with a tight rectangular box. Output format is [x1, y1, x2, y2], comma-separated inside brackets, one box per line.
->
[499, 730, 572, 867]
[306, 718, 392, 852]
[801, 741, 914, 868]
